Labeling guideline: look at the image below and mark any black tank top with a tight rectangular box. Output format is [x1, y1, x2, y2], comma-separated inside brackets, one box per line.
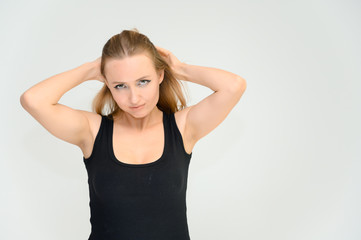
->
[83, 111, 193, 240]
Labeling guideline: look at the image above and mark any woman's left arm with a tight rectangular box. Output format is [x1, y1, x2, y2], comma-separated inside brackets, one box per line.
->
[156, 45, 246, 143]
[175, 62, 247, 142]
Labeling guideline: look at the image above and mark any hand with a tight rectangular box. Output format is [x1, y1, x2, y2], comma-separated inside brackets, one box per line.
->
[155, 46, 184, 79]
[89, 57, 106, 83]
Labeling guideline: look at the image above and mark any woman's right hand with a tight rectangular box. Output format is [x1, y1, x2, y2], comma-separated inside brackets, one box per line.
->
[88, 57, 106, 83]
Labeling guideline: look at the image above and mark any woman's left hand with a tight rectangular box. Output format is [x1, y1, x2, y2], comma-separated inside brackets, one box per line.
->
[155, 46, 184, 79]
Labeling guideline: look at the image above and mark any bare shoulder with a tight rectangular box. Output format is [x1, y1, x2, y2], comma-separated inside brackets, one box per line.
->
[76, 110, 102, 158]
[174, 107, 191, 131]
[78, 110, 102, 135]
[174, 106, 195, 154]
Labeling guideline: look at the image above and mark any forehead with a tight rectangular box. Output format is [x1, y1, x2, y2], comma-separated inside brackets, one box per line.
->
[105, 54, 155, 83]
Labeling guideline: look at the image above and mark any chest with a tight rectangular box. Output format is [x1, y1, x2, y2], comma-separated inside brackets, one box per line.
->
[112, 123, 165, 165]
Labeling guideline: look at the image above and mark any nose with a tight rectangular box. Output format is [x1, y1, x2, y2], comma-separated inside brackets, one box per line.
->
[129, 87, 140, 105]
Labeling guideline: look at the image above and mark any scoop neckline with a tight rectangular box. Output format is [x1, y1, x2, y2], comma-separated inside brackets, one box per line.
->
[108, 111, 167, 168]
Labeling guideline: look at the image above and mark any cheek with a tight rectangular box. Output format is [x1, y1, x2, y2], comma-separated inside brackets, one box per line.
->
[149, 86, 160, 102]
[114, 94, 126, 103]
[152, 83, 160, 95]
[109, 90, 125, 104]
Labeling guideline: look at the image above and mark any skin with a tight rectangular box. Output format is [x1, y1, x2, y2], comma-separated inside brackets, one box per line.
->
[20, 45, 246, 164]
[98, 54, 169, 164]
[103, 54, 165, 131]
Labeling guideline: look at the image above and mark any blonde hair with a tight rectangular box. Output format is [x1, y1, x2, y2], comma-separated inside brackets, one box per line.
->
[92, 28, 189, 119]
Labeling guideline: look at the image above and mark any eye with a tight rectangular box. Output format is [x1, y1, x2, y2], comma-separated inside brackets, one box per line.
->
[114, 80, 151, 90]
[114, 84, 126, 89]
[138, 80, 151, 86]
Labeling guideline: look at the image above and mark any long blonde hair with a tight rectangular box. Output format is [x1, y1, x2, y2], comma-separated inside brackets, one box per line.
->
[92, 28, 189, 119]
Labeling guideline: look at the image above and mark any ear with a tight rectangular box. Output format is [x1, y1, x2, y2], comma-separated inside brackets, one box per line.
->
[158, 69, 164, 84]
[104, 77, 110, 89]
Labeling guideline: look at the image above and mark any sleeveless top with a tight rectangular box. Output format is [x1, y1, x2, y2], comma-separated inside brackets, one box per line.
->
[83, 111, 193, 240]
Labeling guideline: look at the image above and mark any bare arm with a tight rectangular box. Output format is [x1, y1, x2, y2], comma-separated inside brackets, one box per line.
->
[155, 46, 246, 144]
[20, 58, 105, 148]
[177, 63, 246, 142]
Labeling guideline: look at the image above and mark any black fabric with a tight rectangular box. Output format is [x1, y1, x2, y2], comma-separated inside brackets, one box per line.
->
[83, 111, 193, 240]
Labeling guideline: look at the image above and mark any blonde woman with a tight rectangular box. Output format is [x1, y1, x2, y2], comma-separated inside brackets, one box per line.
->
[20, 28, 247, 240]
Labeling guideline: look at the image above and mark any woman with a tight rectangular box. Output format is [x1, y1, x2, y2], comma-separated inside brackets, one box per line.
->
[20, 29, 246, 240]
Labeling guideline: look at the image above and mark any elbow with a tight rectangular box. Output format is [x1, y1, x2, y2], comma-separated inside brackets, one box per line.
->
[239, 77, 247, 92]
[20, 91, 37, 111]
[231, 76, 247, 94]
[20, 91, 31, 110]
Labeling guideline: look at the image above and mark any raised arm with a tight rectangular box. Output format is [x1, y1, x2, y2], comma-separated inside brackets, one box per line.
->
[177, 63, 246, 142]
[156, 46, 246, 144]
[20, 58, 104, 149]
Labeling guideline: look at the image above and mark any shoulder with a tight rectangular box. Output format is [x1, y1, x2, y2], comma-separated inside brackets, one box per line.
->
[77, 110, 103, 141]
[174, 106, 191, 130]
[72, 110, 104, 158]
[174, 106, 196, 154]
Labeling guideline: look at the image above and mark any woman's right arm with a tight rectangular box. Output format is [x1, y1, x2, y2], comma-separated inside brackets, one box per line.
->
[20, 58, 104, 149]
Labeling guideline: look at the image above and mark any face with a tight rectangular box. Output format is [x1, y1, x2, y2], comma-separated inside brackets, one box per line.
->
[104, 54, 164, 118]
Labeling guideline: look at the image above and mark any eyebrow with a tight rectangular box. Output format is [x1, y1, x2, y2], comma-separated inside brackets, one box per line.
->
[111, 75, 151, 84]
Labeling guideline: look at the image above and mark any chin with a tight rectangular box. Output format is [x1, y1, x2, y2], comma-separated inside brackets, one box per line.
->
[128, 107, 148, 118]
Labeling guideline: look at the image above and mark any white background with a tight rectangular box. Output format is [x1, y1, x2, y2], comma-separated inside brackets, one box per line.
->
[1, 0, 360, 239]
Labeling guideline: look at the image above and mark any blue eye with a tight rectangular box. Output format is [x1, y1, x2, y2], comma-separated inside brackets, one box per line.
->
[139, 80, 151, 86]
[114, 80, 151, 90]
[114, 84, 126, 89]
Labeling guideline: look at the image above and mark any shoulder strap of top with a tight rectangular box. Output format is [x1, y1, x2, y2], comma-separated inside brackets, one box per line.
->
[168, 112, 193, 158]
[83, 114, 110, 163]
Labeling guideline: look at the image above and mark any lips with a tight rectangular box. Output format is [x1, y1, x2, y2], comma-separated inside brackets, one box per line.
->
[130, 104, 144, 109]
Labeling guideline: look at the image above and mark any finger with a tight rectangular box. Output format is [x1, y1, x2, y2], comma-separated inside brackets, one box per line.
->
[155, 46, 163, 54]
[155, 45, 168, 53]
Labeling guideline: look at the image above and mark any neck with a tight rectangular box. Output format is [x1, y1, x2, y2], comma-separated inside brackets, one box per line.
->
[114, 106, 162, 132]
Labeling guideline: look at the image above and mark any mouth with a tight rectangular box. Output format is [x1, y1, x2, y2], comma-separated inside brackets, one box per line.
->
[130, 104, 145, 110]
